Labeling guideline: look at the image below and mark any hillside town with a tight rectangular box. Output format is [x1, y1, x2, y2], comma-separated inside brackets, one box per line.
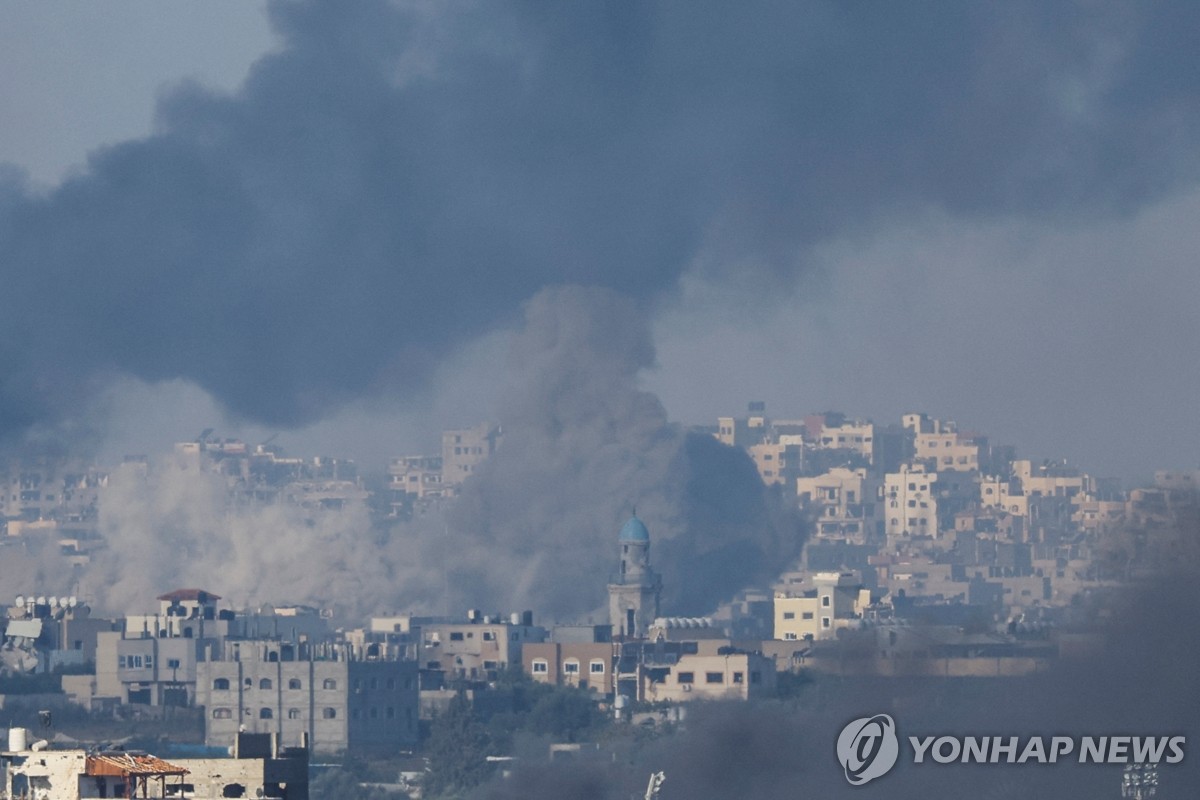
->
[1, 407, 1195, 798]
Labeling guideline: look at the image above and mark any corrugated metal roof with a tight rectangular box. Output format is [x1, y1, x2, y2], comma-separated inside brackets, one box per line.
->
[85, 754, 189, 777]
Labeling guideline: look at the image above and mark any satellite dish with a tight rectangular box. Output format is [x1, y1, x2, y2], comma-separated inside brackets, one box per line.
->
[15, 596, 25, 607]
[36, 596, 47, 606]
[48, 597, 59, 608]
[68, 597, 78, 608]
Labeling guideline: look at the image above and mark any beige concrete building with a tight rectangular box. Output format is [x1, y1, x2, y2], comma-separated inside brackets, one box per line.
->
[796, 467, 882, 542]
[523, 641, 614, 693]
[773, 572, 870, 641]
[420, 613, 545, 682]
[816, 420, 876, 464]
[441, 423, 502, 491]
[640, 652, 776, 703]
[904, 413, 985, 472]
[1, 733, 308, 800]
[884, 464, 939, 541]
[387, 455, 444, 514]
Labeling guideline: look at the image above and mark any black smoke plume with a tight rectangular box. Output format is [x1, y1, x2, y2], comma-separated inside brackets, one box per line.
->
[3, 0, 1200, 440]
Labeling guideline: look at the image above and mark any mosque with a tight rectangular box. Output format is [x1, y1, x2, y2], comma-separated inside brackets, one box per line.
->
[606, 513, 663, 639]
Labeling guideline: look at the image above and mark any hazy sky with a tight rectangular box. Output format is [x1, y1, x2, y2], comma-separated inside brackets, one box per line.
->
[1, 1, 1197, 483]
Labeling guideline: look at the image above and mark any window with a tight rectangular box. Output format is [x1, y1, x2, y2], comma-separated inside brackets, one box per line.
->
[705, 672, 724, 684]
[532, 659, 548, 674]
[483, 631, 495, 641]
[288, 709, 301, 719]
[733, 672, 744, 684]
[821, 596, 831, 607]
[288, 679, 302, 690]
[802, 612, 814, 620]
[677, 672, 694, 684]
[563, 660, 580, 675]
[322, 679, 337, 690]
[783, 632, 798, 641]
[259, 708, 273, 719]
[782, 611, 795, 620]
[144, 655, 153, 669]
[212, 708, 232, 719]
[449, 632, 464, 642]
[259, 679, 272, 690]
[167, 659, 181, 670]
[118, 655, 126, 669]
[589, 660, 605, 675]
[322, 708, 337, 719]
[822, 617, 832, 629]
[213, 678, 230, 691]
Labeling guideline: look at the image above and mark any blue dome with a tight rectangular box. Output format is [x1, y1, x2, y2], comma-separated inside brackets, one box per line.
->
[619, 515, 650, 543]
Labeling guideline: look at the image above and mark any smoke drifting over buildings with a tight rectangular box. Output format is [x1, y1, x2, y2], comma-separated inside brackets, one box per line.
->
[51, 288, 800, 620]
[2, 0, 1200, 447]
[446, 287, 804, 617]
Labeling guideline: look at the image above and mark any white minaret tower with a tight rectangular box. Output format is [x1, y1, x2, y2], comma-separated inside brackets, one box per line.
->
[607, 512, 662, 639]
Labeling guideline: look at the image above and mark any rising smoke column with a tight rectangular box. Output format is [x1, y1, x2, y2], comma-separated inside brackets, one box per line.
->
[78, 286, 803, 619]
[409, 286, 806, 618]
[2, 0, 1200, 442]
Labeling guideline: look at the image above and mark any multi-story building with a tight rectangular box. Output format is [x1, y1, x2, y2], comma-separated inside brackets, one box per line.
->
[773, 571, 870, 641]
[796, 467, 882, 543]
[197, 639, 418, 755]
[639, 651, 776, 703]
[884, 464, 940, 542]
[95, 590, 233, 708]
[523, 641, 614, 693]
[387, 455, 444, 515]
[420, 612, 545, 684]
[904, 413, 985, 472]
[441, 423, 502, 492]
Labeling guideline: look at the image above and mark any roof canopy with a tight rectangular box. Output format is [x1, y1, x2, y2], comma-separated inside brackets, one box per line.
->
[85, 754, 189, 777]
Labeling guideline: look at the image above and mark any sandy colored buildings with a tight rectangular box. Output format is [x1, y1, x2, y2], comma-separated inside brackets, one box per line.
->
[441, 423, 502, 492]
[796, 467, 882, 542]
[639, 652, 776, 703]
[1, 732, 308, 800]
[773, 571, 871, 641]
[523, 642, 614, 693]
[420, 612, 545, 683]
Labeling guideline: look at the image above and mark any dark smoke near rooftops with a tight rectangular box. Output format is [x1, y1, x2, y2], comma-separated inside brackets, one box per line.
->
[3, 0, 1200, 440]
[7, 286, 802, 620]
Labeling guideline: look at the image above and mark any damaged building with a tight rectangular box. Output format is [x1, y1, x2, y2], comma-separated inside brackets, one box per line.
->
[0, 730, 308, 799]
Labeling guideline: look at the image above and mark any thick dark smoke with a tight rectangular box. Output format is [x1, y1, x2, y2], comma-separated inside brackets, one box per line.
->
[437, 286, 804, 617]
[70, 287, 801, 619]
[3, 0, 1200, 440]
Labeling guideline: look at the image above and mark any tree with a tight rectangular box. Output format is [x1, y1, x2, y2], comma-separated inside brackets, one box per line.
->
[423, 692, 495, 798]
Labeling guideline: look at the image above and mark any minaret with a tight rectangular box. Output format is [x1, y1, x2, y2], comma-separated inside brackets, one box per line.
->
[607, 512, 662, 639]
